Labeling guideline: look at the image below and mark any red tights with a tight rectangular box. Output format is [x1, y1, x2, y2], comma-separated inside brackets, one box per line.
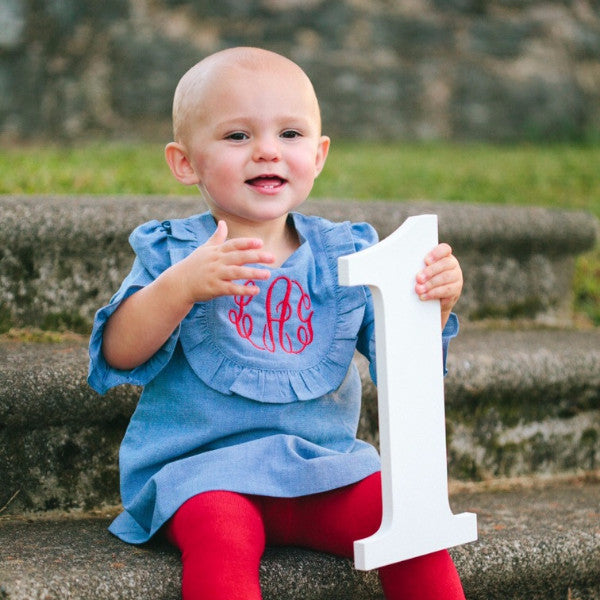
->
[165, 472, 465, 600]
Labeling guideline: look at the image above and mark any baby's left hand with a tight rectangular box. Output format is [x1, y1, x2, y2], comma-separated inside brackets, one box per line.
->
[415, 243, 463, 328]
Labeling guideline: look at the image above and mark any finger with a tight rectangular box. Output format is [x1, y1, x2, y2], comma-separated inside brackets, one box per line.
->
[225, 282, 263, 297]
[221, 248, 275, 267]
[420, 282, 460, 302]
[417, 255, 459, 284]
[205, 220, 228, 246]
[416, 269, 462, 299]
[222, 236, 266, 252]
[424, 242, 453, 265]
[222, 265, 271, 282]
[207, 277, 263, 299]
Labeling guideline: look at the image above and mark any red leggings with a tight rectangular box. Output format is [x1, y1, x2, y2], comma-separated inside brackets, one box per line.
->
[165, 472, 465, 600]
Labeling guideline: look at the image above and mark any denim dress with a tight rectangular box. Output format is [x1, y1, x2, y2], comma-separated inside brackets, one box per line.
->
[88, 211, 457, 544]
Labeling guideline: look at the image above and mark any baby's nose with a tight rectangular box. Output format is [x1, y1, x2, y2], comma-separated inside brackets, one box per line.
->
[252, 136, 281, 162]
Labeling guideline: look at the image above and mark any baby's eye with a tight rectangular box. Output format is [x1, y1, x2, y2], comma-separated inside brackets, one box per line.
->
[226, 132, 249, 141]
[280, 130, 302, 139]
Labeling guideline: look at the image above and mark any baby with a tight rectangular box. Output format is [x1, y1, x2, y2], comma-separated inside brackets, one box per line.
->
[89, 47, 465, 599]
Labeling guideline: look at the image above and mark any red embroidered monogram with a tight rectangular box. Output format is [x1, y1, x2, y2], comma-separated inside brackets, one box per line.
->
[228, 276, 314, 353]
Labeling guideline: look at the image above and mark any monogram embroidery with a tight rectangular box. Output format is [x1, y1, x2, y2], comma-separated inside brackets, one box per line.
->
[228, 276, 314, 353]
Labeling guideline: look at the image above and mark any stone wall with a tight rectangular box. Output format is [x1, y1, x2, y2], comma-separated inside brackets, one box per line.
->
[1, 0, 599, 142]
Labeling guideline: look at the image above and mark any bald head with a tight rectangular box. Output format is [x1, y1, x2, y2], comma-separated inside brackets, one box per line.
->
[172, 47, 322, 144]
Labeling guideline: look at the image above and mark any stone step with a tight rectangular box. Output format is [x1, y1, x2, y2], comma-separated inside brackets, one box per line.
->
[0, 196, 597, 330]
[1, 477, 598, 599]
[359, 327, 600, 480]
[1, 327, 599, 514]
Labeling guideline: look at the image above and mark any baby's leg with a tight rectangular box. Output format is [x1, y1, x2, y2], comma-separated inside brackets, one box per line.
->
[379, 549, 465, 600]
[262, 472, 383, 556]
[263, 472, 466, 600]
[165, 491, 265, 600]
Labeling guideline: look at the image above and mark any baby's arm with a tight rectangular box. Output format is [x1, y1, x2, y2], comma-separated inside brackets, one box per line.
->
[102, 220, 274, 370]
[414, 243, 463, 329]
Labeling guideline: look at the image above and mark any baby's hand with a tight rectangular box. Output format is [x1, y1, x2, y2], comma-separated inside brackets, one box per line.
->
[175, 220, 274, 304]
[415, 243, 463, 328]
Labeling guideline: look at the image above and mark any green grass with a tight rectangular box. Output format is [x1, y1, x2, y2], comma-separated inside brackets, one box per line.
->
[318, 142, 600, 214]
[1, 141, 599, 212]
[0, 143, 185, 195]
[1, 141, 599, 323]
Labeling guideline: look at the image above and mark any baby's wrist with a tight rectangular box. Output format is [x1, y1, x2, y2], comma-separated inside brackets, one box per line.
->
[158, 262, 197, 311]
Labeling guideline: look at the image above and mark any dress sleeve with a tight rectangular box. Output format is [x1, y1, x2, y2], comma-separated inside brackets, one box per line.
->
[347, 222, 379, 383]
[87, 221, 181, 395]
[441, 312, 459, 373]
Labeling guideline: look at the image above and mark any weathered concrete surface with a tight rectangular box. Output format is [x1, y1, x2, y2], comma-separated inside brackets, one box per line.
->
[0, 196, 597, 331]
[2, 327, 599, 513]
[0, 479, 598, 599]
[447, 328, 600, 480]
[0, 340, 131, 512]
[359, 327, 600, 479]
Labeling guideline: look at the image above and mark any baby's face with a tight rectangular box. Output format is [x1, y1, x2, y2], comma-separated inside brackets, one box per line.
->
[179, 58, 329, 227]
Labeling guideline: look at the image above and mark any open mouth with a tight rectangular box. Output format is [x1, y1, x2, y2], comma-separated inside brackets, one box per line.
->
[245, 175, 287, 190]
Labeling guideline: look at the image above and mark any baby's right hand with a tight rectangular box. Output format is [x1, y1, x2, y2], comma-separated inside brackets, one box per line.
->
[173, 220, 274, 304]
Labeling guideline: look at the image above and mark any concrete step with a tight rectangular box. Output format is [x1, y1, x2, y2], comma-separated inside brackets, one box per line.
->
[1, 196, 597, 331]
[1, 477, 598, 600]
[359, 327, 600, 480]
[1, 327, 599, 514]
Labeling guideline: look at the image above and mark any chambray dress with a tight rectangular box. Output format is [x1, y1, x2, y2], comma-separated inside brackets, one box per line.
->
[88, 211, 458, 544]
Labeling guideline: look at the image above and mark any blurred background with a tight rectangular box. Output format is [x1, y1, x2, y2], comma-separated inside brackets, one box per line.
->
[1, 0, 599, 144]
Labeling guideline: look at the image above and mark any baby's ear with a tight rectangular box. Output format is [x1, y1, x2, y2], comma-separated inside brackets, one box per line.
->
[314, 135, 330, 178]
[165, 142, 200, 185]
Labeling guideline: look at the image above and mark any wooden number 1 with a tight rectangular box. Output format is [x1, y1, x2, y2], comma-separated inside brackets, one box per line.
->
[338, 214, 477, 571]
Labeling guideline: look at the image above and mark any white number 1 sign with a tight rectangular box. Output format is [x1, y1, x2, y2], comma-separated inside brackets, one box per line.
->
[338, 214, 477, 571]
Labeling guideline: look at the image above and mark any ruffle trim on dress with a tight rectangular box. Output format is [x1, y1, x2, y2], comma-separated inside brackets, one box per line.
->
[177, 214, 372, 404]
